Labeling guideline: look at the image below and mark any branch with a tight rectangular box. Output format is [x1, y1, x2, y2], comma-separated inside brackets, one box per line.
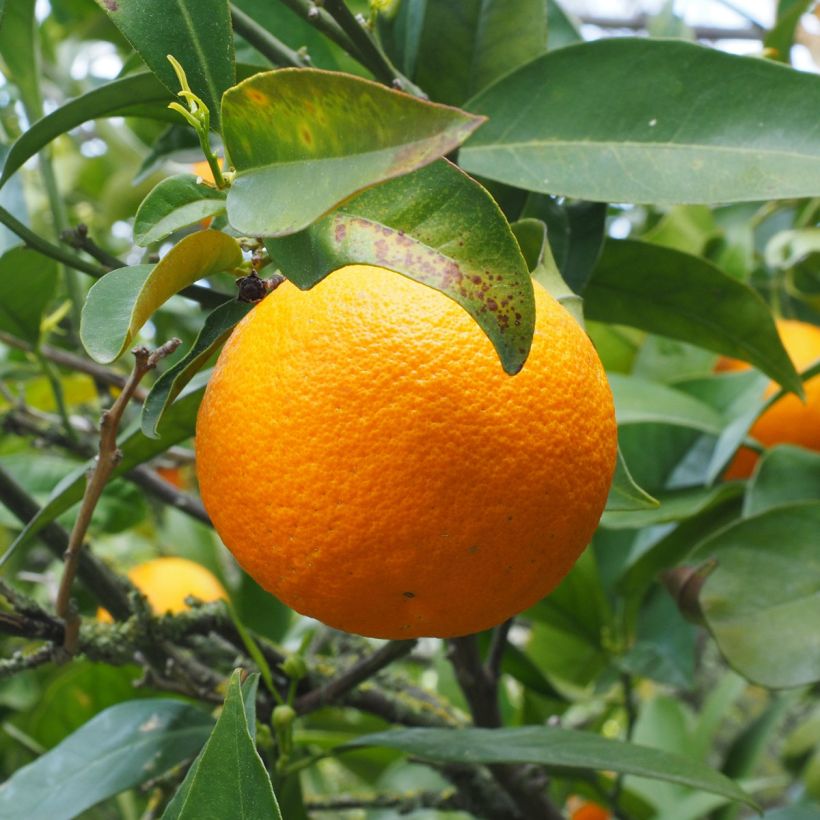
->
[322, 0, 424, 95]
[55, 341, 181, 654]
[0, 206, 227, 310]
[578, 14, 764, 40]
[295, 639, 416, 715]
[0, 465, 132, 620]
[306, 790, 460, 813]
[230, 4, 310, 67]
[448, 635, 563, 820]
[60, 224, 124, 270]
[0, 331, 147, 400]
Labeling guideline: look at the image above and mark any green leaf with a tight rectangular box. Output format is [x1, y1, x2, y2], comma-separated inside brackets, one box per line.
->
[605, 447, 660, 513]
[378, 0, 548, 106]
[460, 38, 820, 205]
[584, 240, 803, 396]
[521, 196, 607, 294]
[0, 246, 58, 345]
[81, 230, 242, 364]
[546, 0, 582, 50]
[0, 73, 173, 189]
[1, 373, 208, 563]
[693, 502, 820, 688]
[611, 374, 724, 434]
[744, 445, 820, 517]
[604, 482, 742, 530]
[222, 68, 484, 237]
[764, 0, 814, 62]
[0, 699, 213, 820]
[95, 0, 235, 130]
[162, 670, 281, 820]
[265, 160, 535, 375]
[511, 218, 584, 325]
[141, 299, 252, 438]
[134, 174, 227, 246]
[343, 727, 755, 808]
[0, 65, 262, 190]
[0, 0, 40, 118]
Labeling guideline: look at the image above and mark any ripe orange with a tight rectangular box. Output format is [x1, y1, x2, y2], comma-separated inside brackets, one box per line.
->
[717, 319, 820, 478]
[195, 265, 617, 639]
[566, 796, 612, 820]
[98, 557, 226, 621]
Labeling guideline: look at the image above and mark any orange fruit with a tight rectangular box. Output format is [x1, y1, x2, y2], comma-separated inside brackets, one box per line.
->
[190, 159, 216, 185]
[717, 319, 820, 478]
[195, 265, 617, 639]
[98, 557, 226, 621]
[156, 465, 185, 489]
[566, 796, 612, 820]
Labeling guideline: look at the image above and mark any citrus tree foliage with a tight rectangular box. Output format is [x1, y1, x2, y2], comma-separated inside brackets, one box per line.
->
[0, 1, 818, 818]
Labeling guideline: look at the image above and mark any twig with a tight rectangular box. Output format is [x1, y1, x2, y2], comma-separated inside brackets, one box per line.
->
[486, 618, 513, 682]
[55, 340, 181, 655]
[295, 639, 416, 714]
[448, 635, 563, 820]
[0, 330, 147, 399]
[0, 206, 227, 310]
[60, 224, 126, 271]
[128, 466, 212, 526]
[230, 4, 310, 67]
[274, 0, 359, 57]
[0, 465, 132, 620]
[322, 0, 423, 95]
[306, 790, 460, 813]
[578, 14, 765, 40]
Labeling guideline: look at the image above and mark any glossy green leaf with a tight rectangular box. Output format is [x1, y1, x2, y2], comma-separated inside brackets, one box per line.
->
[460, 38, 820, 205]
[222, 69, 484, 237]
[265, 160, 535, 375]
[764, 0, 813, 62]
[522, 197, 607, 295]
[546, 0, 582, 50]
[134, 174, 227, 246]
[0, 246, 58, 346]
[604, 482, 742, 530]
[0, 65, 262, 190]
[141, 299, 251, 438]
[378, 0, 547, 106]
[0, 699, 212, 820]
[162, 670, 281, 820]
[605, 448, 661, 513]
[1, 373, 208, 562]
[693, 502, 820, 688]
[0, 0, 40, 118]
[95, 0, 235, 129]
[512, 218, 584, 325]
[584, 240, 803, 396]
[0, 73, 172, 188]
[343, 727, 754, 808]
[744, 445, 820, 517]
[81, 230, 242, 363]
[610, 374, 724, 434]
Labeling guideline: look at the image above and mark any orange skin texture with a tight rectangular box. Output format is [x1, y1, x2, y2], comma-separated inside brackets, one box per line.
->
[196, 265, 617, 639]
[718, 319, 820, 479]
[98, 557, 226, 621]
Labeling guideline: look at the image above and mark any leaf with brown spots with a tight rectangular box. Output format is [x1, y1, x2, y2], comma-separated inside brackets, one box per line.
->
[222, 68, 484, 237]
[265, 160, 535, 375]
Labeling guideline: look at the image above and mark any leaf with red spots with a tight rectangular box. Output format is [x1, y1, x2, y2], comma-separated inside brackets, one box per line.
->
[264, 160, 534, 375]
[222, 69, 484, 237]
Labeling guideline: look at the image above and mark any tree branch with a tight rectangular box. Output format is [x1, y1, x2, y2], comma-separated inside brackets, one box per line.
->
[230, 4, 310, 67]
[0, 465, 133, 620]
[448, 635, 563, 820]
[55, 341, 181, 654]
[295, 639, 416, 714]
